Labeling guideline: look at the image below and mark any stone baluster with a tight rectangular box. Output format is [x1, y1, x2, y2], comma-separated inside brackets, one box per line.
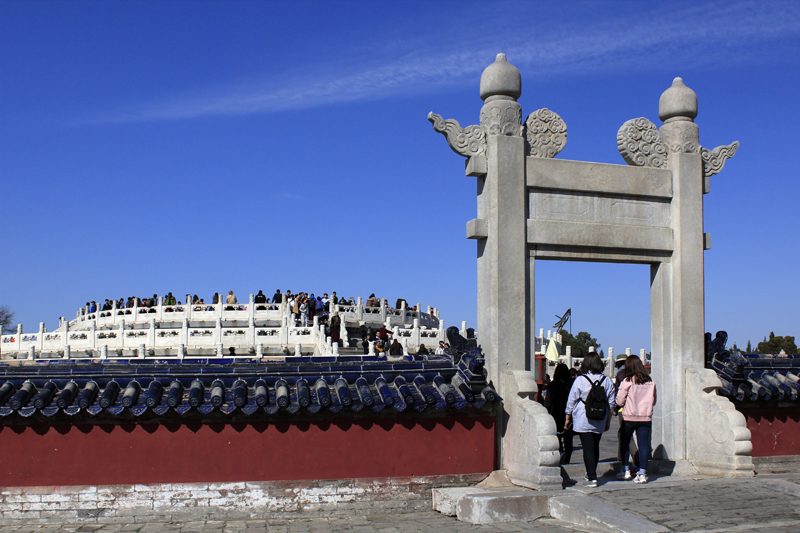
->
[215, 317, 222, 348]
[118, 319, 125, 349]
[157, 296, 164, 321]
[28, 346, 35, 360]
[412, 318, 421, 347]
[380, 299, 387, 323]
[295, 343, 301, 356]
[178, 343, 186, 360]
[280, 316, 289, 346]
[368, 341, 375, 356]
[148, 318, 156, 349]
[461, 321, 468, 338]
[139, 343, 146, 359]
[37, 322, 45, 353]
[248, 294, 255, 321]
[566, 345, 573, 369]
[63, 345, 70, 359]
[101, 345, 108, 360]
[247, 317, 255, 346]
[357, 296, 364, 321]
[256, 343, 263, 357]
[90, 322, 96, 350]
[182, 318, 189, 347]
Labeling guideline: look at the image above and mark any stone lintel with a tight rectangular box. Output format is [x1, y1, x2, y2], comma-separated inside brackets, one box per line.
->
[466, 218, 488, 240]
[466, 155, 487, 177]
[527, 157, 673, 199]
[530, 245, 671, 264]
[527, 219, 673, 252]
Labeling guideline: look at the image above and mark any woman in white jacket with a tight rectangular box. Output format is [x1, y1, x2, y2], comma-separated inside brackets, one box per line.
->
[565, 353, 616, 487]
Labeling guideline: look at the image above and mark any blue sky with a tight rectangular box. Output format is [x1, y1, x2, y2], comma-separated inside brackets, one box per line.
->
[2, 0, 799, 355]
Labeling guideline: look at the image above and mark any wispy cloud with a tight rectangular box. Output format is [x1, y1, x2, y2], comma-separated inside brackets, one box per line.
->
[91, 0, 799, 123]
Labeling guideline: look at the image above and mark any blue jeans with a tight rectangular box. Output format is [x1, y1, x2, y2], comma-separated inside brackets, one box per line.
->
[621, 420, 651, 473]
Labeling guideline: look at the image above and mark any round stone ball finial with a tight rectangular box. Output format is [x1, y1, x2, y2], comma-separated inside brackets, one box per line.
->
[480, 53, 522, 102]
[659, 77, 698, 122]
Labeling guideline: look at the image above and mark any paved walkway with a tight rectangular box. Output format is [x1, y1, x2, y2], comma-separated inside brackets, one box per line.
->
[1, 474, 799, 532]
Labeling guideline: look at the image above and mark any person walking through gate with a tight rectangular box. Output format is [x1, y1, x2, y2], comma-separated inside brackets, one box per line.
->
[615, 354, 656, 484]
[544, 363, 574, 465]
[565, 353, 616, 487]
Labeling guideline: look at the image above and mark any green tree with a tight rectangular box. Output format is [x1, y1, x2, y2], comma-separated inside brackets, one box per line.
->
[756, 332, 797, 355]
[745, 340, 752, 353]
[0, 305, 14, 335]
[559, 330, 601, 359]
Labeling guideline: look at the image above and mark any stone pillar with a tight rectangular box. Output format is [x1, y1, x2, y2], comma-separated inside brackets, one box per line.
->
[651, 78, 706, 464]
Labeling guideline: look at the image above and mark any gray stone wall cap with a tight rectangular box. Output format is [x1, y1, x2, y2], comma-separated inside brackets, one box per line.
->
[480, 53, 521, 101]
[659, 77, 697, 122]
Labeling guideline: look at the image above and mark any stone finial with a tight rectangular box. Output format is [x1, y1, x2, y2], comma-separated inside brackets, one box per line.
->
[659, 77, 698, 123]
[480, 53, 521, 101]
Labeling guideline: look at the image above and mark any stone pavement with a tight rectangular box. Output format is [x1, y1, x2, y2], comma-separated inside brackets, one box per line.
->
[1, 474, 799, 533]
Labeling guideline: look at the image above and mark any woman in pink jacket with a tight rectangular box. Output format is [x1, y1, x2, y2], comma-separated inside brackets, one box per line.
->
[615, 355, 656, 484]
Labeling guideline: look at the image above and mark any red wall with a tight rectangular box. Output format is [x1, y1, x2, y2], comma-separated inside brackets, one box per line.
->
[0, 417, 495, 487]
[740, 406, 800, 457]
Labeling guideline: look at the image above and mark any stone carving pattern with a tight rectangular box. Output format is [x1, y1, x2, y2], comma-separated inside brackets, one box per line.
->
[479, 101, 522, 137]
[686, 368, 753, 477]
[659, 121, 700, 154]
[617, 118, 668, 168]
[427, 112, 486, 158]
[701, 142, 739, 177]
[524, 108, 567, 158]
[502, 370, 562, 490]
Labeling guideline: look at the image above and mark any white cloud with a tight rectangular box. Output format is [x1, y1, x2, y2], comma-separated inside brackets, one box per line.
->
[92, 0, 799, 123]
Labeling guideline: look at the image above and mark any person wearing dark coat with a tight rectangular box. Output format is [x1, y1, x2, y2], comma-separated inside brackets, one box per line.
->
[389, 339, 404, 356]
[272, 289, 283, 303]
[330, 312, 342, 346]
[254, 290, 267, 304]
[417, 344, 430, 355]
[544, 363, 574, 464]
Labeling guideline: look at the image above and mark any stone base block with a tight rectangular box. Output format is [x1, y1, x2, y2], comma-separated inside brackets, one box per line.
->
[455, 488, 551, 525]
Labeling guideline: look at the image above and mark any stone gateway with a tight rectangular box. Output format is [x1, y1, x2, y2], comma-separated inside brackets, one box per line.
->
[430, 53, 751, 485]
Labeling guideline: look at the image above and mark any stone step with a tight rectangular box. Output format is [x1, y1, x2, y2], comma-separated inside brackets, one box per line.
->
[433, 487, 551, 525]
[434, 486, 668, 532]
[549, 494, 668, 533]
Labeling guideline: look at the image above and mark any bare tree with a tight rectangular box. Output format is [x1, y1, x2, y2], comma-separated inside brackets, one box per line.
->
[0, 305, 14, 335]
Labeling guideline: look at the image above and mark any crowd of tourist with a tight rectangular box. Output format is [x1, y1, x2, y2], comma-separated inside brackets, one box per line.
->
[79, 290, 418, 324]
[543, 351, 656, 487]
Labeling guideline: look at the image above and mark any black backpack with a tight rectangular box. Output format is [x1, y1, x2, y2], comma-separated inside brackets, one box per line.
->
[580, 375, 609, 420]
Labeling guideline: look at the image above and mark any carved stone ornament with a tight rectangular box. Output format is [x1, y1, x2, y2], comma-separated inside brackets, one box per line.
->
[617, 118, 668, 168]
[659, 121, 700, 154]
[701, 141, 739, 177]
[524, 108, 567, 158]
[479, 99, 522, 137]
[427, 112, 486, 158]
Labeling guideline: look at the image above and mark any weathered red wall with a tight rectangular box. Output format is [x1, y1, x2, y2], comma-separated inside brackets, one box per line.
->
[740, 406, 800, 457]
[0, 417, 495, 486]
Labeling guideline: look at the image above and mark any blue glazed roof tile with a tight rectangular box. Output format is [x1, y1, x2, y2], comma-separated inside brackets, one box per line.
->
[0, 348, 500, 422]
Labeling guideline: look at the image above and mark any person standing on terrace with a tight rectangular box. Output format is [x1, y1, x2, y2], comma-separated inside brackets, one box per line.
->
[271, 289, 282, 303]
[226, 291, 237, 304]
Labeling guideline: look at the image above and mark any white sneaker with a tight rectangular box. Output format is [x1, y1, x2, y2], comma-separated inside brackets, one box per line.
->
[616, 469, 632, 480]
[634, 472, 648, 484]
[584, 479, 598, 488]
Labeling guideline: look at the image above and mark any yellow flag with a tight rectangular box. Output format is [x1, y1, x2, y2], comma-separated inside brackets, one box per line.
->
[545, 337, 559, 362]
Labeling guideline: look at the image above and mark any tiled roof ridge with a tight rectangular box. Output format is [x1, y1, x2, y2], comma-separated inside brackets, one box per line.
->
[706, 331, 800, 403]
[0, 350, 500, 420]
